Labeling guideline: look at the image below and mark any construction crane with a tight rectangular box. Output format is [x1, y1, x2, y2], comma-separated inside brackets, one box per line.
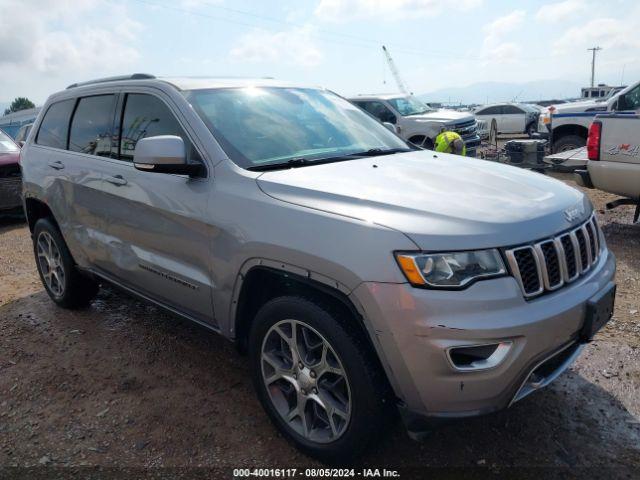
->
[382, 45, 412, 96]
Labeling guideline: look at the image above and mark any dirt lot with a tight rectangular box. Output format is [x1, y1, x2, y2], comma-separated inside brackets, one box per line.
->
[1, 172, 640, 477]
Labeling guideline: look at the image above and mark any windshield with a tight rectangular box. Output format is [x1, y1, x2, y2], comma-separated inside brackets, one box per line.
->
[597, 87, 624, 103]
[387, 96, 435, 116]
[0, 130, 19, 153]
[185, 87, 409, 169]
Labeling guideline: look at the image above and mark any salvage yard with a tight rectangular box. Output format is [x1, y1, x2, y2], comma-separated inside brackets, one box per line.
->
[1, 173, 639, 473]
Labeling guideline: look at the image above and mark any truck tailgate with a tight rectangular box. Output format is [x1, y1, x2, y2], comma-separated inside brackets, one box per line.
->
[599, 114, 640, 164]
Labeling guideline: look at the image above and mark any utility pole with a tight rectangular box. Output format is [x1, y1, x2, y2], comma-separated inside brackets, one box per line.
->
[587, 46, 602, 87]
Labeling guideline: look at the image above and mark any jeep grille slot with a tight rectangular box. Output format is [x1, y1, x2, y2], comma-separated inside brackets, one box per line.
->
[510, 247, 542, 296]
[506, 215, 601, 299]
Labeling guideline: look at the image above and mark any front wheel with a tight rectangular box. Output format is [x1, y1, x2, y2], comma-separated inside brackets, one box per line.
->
[249, 296, 388, 463]
[409, 135, 434, 150]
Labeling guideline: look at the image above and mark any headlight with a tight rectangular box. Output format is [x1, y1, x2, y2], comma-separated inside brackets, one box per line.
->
[395, 249, 506, 289]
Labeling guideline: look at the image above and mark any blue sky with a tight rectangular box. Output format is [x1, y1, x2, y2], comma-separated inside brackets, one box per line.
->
[1, 0, 639, 104]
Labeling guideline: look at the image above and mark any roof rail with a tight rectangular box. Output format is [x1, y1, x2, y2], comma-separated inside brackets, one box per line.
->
[66, 73, 156, 89]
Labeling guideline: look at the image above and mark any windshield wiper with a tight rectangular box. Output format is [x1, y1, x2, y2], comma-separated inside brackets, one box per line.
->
[247, 148, 411, 172]
[349, 148, 411, 157]
[247, 158, 313, 171]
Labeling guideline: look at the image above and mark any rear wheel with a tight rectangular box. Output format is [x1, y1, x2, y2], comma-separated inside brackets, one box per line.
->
[553, 134, 586, 153]
[526, 122, 537, 137]
[33, 218, 99, 308]
[249, 296, 388, 463]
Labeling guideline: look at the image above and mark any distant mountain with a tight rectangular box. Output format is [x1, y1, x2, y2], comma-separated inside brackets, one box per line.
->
[419, 80, 584, 105]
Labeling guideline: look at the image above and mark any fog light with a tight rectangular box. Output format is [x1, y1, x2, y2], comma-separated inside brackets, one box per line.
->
[447, 342, 512, 371]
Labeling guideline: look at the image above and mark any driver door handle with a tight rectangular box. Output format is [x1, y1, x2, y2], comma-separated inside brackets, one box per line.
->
[48, 161, 64, 170]
[105, 175, 127, 186]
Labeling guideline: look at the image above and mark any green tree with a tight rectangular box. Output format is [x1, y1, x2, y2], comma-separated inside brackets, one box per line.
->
[4, 97, 36, 116]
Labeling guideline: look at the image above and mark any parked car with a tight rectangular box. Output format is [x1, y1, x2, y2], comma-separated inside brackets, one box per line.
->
[0, 129, 22, 213]
[14, 123, 33, 147]
[21, 74, 616, 462]
[541, 79, 640, 153]
[349, 94, 480, 157]
[575, 113, 640, 222]
[474, 103, 540, 137]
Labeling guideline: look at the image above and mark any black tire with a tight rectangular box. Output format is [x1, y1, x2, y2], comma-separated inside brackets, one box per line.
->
[553, 134, 586, 153]
[526, 122, 537, 137]
[33, 217, 99, 308]
[409, 135, 434, 150]
[249, 296, 389, 463]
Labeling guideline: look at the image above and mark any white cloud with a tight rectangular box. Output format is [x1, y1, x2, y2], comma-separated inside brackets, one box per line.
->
[553, 18, 640, 55]
[479, 10, 525, 65]
[314, 0, 483, 22]
[230, 26, 323, 67]
[483, 9, 526, 37]
[179, 0, 222, 10]
[535, 0, 586, 24]
[0, 0, 141, 76]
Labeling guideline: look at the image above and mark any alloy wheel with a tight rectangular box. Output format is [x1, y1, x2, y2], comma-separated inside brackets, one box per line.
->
[261, 319, 351, 444]
[36, 231, 65, 297]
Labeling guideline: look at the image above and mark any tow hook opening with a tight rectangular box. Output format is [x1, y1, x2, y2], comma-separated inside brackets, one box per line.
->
[447, 342, 512, 371]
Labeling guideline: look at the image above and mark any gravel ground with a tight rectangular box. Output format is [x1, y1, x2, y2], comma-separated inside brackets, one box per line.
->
[1, 170, 639, 477]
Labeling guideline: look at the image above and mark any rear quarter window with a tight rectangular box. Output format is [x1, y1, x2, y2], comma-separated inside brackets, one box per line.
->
[36, 99, 76, 149]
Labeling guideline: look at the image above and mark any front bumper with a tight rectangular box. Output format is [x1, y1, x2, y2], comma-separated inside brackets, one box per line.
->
[351, 248, 615, 424]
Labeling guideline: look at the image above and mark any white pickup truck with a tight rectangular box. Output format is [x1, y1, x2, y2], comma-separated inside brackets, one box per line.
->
[349, 94, 481, 157]
[575, 113, 640, 222]
[542, 79, 640, 153]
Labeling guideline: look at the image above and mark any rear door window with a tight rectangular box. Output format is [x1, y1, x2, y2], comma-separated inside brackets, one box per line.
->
[69, 95, 117, 156]
[503, 105, 524, 114]
[119, 93, 199, 162]
[357, 101, 396, 123]
[36, 99, 76, 149]
[477, 106, 501, 115]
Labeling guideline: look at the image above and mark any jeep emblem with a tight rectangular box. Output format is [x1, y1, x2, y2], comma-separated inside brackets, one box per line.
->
[564, 207, 582, 223]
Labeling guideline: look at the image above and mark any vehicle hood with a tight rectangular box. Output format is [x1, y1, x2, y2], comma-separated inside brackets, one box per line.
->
[0, 152, 19, 167]
[256, 151, 589, 251]
[551, 99, 605, 113]
[411, 109, 474, 124]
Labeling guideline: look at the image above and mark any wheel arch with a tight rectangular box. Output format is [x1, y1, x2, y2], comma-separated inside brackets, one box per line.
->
[552, 123, 589, 142]
[232, 262, 359, 351]
[232, 262, 397, 399]
[24, 197, 58, 234]
[408, 134, 435, 149]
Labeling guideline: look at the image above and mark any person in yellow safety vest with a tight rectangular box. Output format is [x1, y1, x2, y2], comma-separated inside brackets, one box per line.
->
[434, 128, 466, 156]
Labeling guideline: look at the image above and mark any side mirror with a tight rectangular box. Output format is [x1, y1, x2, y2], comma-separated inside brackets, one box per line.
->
[382, 122, 398, 134]
[133, 135, 202, 176]
[615, 94, 627, 111]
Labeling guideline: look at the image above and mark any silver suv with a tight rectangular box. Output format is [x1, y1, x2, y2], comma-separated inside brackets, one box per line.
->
[21, 75, 616, 462]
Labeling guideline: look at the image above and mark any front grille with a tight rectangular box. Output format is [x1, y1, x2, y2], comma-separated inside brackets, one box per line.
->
[560, 234, 577, 279]
[453, 119, 476, 129]
[512, 248, 541, 295]
[451, 119, 478, 139]
[506, 215, 601, 298]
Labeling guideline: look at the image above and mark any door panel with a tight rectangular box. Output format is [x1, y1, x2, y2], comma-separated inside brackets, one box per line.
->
[502, 105, 525, 133]
[94, 92, 215, 324]
[96, 160, 214, 323]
